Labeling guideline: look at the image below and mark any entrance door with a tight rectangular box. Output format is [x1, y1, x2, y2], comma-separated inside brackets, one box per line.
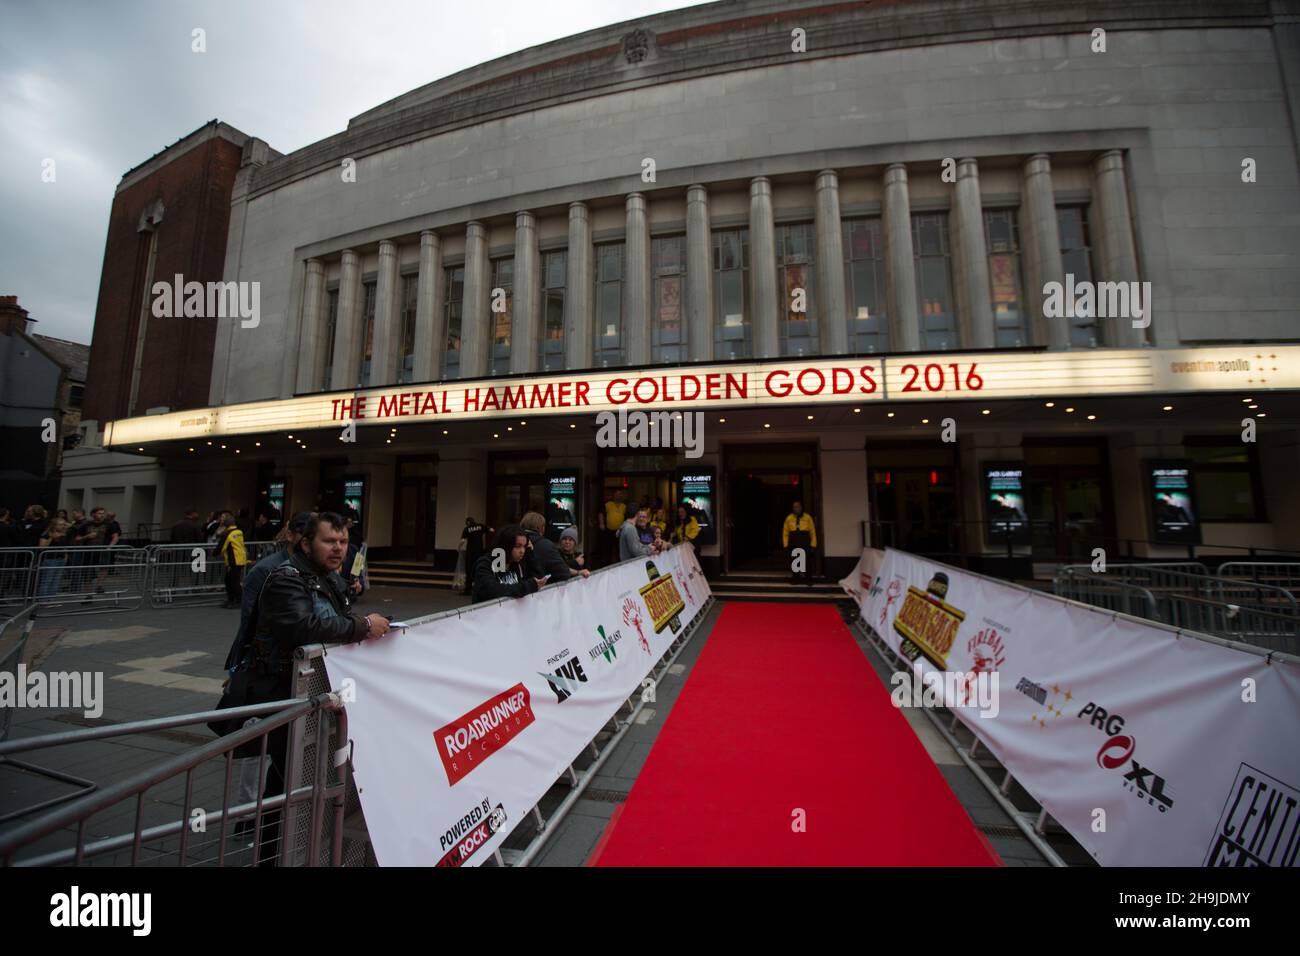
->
[392, 459, 438, 559]
[723, 444, 819, 573]
[491, 481, 547, 527]
[869, 467, 958, 555]
[1024, 440, 1113, 563]
[1027, 467, 1107, 562]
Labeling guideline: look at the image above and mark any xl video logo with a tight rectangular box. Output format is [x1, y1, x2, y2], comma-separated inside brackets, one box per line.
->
[539, 648, 587, 703]
[1079, 702, 1175, 812]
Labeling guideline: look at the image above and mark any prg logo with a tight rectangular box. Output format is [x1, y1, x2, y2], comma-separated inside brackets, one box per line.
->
[1079, 702, 1174, 812]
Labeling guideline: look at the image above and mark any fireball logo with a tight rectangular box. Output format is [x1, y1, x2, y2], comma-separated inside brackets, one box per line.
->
[962, 627, 1006, 705]
[622, 596, 650, 655]
[679, 572, 695, 606]
[880, 577, 904, 627]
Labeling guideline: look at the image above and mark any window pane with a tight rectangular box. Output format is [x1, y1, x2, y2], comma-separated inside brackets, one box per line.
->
[491, 257, 513, 375]
[713, 228, 750, 359]
[441, 266, 464, 379]
[358, 281, 376, 386]
[322, 288, 339, 387]
[399, 275, 418, 383]
[1058, 207, 1097, 347]
[776, 223, 816, 355]
[843, 218, 887, 353]
[912, 213, 957, 350]
[594, 243, 625, 367]
[1195, 472, 1257, 521]
[652, 236, 686, 363]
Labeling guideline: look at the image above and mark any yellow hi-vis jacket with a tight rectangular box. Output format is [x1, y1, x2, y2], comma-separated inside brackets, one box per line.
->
[671, 516, 700, 544]
[782, 513, 817, 549]
[220, 527, 247, 567]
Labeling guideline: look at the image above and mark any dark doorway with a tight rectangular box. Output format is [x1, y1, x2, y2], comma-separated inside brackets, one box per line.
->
[723, 444, 818, 573]
[392, 457, 438, 559]
[1024, 440, 1114, 563]
[488, 451, 548, 528]
[869, 467, 959, 556]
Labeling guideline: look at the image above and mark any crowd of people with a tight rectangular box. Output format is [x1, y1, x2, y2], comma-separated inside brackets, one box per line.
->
[0, 504, 125, 600]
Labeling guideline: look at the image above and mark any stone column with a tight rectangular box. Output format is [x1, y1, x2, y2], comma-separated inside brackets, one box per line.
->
[459, 221, 490, 379]
[814, 170, 849, 355]
[749, 176, 779, 359]
[295, 258, 326, 392]
[952, 158, 995, 349]
[564, 202, 593, 369]
[685, 184, 715, 362]
[1092, 149, 1145, 347]
[511, 211, 540, 374]
[1021, 154, 1068, 349]
[329, 249, 361, 390]
[412, 231, 444, 382]
[882, 164, 919, 352]
[369, 240, 401, 386]
[622, 193, 651, 366]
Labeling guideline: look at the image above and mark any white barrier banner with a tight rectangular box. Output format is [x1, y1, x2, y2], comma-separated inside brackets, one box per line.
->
[838, 547, 886, 611]
[861, 548, 1300, 867]
[323, 544, 711, 867]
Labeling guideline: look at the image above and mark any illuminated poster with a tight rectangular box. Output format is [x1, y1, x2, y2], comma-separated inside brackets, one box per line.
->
[544, 469, 579, 543]
[1146, 460, 1200, 544]
[677, 469, 716, 546]
[263, 478, 287, 529]
[982, 461, 1029, 545]
[343, 477, 366, 534]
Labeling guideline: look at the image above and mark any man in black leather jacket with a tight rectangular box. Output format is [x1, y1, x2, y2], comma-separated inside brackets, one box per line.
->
[247, 511, 391, 864]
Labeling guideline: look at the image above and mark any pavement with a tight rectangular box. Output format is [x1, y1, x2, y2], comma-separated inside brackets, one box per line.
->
[1, 586, 1086, 867]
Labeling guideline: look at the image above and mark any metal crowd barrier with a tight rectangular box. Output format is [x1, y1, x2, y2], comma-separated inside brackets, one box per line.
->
[855, 552, 1300, 869]
[1050, 569, 1158, 621]
[0, 550, 36, 611]
[0, 547, 713, 867]
[1217, 561, 1300, 598]
[1054, 563, 1299, 653]
[0, 544, 282, 615]
[147, 541, 279, 608]
[0, 673, 349, 867]
[34, 546, 148, 617]
[0, 604, 98, 825]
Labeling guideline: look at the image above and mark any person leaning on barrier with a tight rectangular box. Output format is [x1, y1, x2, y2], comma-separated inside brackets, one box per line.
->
[618, 508, 665, 562]
[221, 511, 314, 672]
[472, 524, 547, 603]
[520, 511, 589, 582]
[242, 511, 392, 865]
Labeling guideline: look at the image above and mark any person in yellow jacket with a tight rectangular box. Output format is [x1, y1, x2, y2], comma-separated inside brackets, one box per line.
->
[218, 511, 248, 608]
[782, 500, 817, 584]
[670, 504, 700, 545]
[601, 490, 627, 566]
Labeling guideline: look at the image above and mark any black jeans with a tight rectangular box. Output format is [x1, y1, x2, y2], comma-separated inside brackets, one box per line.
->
[225, 565, 244, 605]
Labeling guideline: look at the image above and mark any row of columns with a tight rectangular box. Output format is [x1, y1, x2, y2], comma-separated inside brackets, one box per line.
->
[295, 150, 1144, 393]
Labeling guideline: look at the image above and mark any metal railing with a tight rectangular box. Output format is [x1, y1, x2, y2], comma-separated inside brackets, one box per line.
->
[0, 545, 712, 867]
[147, 541, 279, 608]
[0, 661, 349, 867]
[34, 546, 148, 617]
[0, 544, 281, 614]
[1053, 563, 1299, 653]
[867, 519, 1300, 568]
[0, 550, 36, 611]
[0, 604, 99, 825]
[1050, 570, 1159, 621]
[1217, 562, 1300, 598]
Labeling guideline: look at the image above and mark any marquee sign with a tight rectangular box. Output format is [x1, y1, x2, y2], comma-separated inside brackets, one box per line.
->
[102, 345, 1299, 446]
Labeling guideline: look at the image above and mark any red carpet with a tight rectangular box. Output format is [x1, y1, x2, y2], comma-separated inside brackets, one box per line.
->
[591, 603, 1000, 866]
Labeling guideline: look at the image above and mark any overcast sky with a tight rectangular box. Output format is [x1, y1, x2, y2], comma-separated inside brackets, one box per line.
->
[0, 0, 712, 345]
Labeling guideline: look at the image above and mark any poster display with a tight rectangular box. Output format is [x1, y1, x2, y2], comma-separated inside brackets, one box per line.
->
[1146, 460, 1200, 544]
[859, 547, 1300, 867]
[544, 469, 579, 542]
[981, 461, 1029, 545]
[677, 469, 716, 545]
[323, 543, 712, 867]
[343, 476, 366, 532]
